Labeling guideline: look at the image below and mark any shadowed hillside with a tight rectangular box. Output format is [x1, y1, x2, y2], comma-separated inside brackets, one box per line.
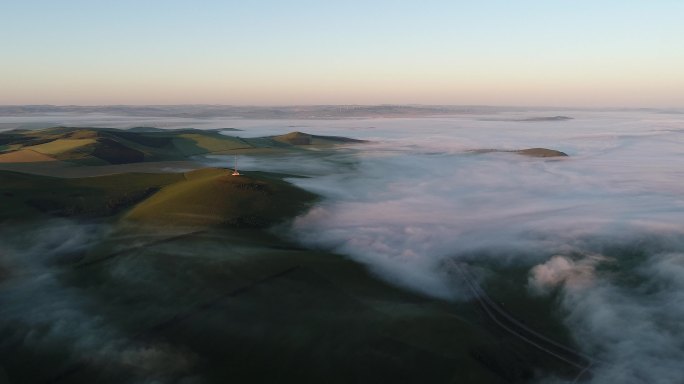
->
[469, 148, 569, 158]
[272, 131, 366, 146]
[0, 127, 366, 165]
[0, 170, 183, 221]
[0, 167, 315, 229]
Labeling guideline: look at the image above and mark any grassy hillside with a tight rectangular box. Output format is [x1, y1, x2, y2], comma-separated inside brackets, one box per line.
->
[26, 138, 96, 155]
[0, 165, 316, 228]
[0, 127, 365, 166]
[40, 226, 517, 384]
[5, 218, 557, 383]
[515, 148, 568, 157]
[0, 163, 575, 383]
[172, 133, 251, 156]
[272, 131, 367, 146]
[0, 170, 183, 221]
[469, 148, 569, 158]
[0, 149, 56, 163]
[125, 168, 316, 228]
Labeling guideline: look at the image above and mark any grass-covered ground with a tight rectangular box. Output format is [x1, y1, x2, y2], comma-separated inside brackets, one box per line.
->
[0, 170, 183, 221]
[0, 127, 366, 167]
[0, 127, 579, 383]
[126, 168, 317, 228]
[25, 138, 97, 156]
[3, 219, 568, 383]
[0, 149, 56, 163]
[0, 167, 317, 230]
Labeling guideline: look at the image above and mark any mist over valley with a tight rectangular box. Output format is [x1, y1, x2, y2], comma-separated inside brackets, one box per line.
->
[1, 109, 683, 383]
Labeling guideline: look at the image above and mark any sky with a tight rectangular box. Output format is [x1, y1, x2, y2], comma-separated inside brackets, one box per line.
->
[2, 0, 683, 107]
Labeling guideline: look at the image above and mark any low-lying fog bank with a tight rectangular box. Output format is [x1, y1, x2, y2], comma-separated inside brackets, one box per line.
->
[2, 110, 683, 383]
[205, 111, 684, 384]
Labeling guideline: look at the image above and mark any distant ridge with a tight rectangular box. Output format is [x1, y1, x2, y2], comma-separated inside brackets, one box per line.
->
[0, 104, 572, 119]
[470, 148, 569, 158]
[272, 131, 366, 146]
[519, 116, 573, 122]
[479, 116, 574, 122]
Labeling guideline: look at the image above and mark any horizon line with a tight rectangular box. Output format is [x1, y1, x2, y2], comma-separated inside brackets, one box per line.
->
[0, 103, 681, 111]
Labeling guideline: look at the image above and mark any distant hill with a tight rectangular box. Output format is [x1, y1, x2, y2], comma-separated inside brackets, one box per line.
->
[0, 104, 504, 119]
[0, 127, 364, 165]
[479, 116, 574, 122]
[515, 148, 568, 157]
[518, 116, 573, 122]
[272, 131, 366, 146]
[470, 148, 569, 158]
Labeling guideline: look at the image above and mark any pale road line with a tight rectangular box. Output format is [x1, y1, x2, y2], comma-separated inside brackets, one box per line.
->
[466, 267, 598, 362]
[448, 261, 597, 374]
[457, 267, 586, 369]
[572, 362, 594, 384]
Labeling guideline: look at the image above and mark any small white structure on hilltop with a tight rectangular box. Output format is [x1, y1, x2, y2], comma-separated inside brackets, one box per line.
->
[231, 155, 241, 176]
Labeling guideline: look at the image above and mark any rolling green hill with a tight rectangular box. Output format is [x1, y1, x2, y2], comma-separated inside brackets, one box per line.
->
[125, 168, 316, 228]
[0, 166, 315, 230]
[0, 128, 576, 383]
[0, 126, 343, 227]
[272, 131, 366, 146]
[0, 170, 183, 221]
[0, 127, 366, 165]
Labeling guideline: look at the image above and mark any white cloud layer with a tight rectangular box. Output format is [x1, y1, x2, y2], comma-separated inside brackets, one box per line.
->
[221, 111, 684, 383]
[2, 110, 683, 382]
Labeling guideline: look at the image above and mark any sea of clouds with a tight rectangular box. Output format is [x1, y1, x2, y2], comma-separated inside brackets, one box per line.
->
[210, 111, 684, 383]
[2, 110, 684, 383]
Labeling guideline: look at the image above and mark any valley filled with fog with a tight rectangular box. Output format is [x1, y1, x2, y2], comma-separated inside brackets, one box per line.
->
[2, 109, 683, 383]
[219, 111, 684, 383]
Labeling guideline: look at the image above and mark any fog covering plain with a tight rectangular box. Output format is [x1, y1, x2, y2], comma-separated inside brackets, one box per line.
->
[1, 110, 684, 383]
[221, 111, 684, 383]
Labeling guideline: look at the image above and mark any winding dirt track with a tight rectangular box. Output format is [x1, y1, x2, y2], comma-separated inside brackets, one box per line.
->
[449, 261, 598, 380]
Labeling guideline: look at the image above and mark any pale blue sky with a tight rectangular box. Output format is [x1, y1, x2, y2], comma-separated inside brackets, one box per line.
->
[2, 1, 683, 106]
